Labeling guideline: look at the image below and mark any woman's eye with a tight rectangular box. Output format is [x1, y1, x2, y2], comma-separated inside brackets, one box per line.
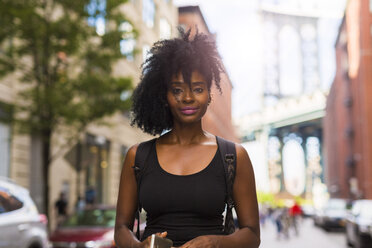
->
[194, 88, 204, 93]
[172, 88, 182, 94]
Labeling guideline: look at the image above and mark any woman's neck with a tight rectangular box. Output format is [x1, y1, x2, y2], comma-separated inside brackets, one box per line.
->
[163, 121, 208, 145]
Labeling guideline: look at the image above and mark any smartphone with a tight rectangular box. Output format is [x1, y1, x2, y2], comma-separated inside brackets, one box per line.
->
[150, 234, 173, 248]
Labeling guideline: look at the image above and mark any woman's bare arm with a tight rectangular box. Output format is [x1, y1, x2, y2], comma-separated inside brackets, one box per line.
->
[221, 143, 261, 247]
[114, 144, 142, 248]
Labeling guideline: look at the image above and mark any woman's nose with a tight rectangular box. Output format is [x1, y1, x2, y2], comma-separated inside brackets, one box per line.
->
[182, 88, 195, 103]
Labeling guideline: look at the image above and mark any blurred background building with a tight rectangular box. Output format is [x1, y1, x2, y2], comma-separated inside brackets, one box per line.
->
[325, 0, 372, 200]
[237, 0, 344, 205]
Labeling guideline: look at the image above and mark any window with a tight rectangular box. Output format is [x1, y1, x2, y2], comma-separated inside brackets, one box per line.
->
[87, 0, 106, 36]
[0, 122, 10, 178]
[0, 189, 23, 214]
[143, 0, 155, 28]
[159, 18, 171, 39]
[142, 44, 151, 63]
[119, 21, 136, 61]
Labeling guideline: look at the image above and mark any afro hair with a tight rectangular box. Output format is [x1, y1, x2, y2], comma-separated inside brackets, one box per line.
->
[130, 28, 224, 135]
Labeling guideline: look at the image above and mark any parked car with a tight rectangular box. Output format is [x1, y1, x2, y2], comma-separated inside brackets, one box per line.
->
[313, 198, 348, 231]
[49, 205, 116, 248]
[301, 204, 315, 218]
[346, 199, 372, 248]
[49, 205, 146, 248]
[0, 177, 49, 248]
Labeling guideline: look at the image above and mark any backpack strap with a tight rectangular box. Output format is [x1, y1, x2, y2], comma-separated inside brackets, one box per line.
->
[216, 136, 237, 235]
[132, 138, 156, 240]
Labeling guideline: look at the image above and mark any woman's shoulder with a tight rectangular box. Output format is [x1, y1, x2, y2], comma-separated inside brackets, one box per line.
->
[215, 136, 250, 166]
[215, 136, 245, 151]
[127, 138, 157, 158]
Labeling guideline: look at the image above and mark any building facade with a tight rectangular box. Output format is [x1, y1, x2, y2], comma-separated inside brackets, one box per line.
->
[325, 0, 372, 200]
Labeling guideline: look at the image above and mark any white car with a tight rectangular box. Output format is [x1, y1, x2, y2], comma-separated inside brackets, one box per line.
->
[0, 177, 49, 248]
[346, 199, 372, 248]
[313, 198, 348, 230]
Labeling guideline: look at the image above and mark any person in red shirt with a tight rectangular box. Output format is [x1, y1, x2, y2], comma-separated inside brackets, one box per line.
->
[289, 201, 302, 235]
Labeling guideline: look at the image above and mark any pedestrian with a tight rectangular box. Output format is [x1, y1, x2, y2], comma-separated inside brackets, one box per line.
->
[259, 204, 269, 228]
[281, 207, 290, 239]
[75, 195, 85, 213]
[272, 207, 283, 240]
[85, 186, 96, 206]
[55, 192, 68, 225]
[289, 201, 302, 236]
[114, 29, 260, 248]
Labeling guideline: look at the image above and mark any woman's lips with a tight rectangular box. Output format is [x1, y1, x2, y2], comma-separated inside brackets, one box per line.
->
[180, 107, 198, 115]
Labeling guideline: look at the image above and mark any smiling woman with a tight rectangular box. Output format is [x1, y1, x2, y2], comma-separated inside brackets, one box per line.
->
[167, 71, 210, 125]
[114, 29, 260, 248]
[130, 28, 223, 136]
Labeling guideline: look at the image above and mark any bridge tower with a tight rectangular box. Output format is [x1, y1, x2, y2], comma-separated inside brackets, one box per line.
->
[239, 0, 343, 204]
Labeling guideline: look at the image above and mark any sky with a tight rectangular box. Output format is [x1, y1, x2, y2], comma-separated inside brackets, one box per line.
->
[173, 0, 347, 119]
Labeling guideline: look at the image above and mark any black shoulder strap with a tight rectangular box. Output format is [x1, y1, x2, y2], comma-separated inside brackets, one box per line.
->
[132, 138, 156, 240]
[133, 138, 156, 184]
[216, 136, 237, 235]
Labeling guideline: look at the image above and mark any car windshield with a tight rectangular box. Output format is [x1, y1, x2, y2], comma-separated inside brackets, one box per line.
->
[62, 208, 116, 227]
[326, 199, 346, 210]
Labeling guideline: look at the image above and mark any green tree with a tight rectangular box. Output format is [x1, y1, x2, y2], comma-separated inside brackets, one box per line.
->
[0, 0, 136, 221]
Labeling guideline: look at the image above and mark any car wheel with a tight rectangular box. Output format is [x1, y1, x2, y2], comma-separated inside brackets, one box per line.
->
[28, 242, 42, 248]
[313, 218, 318, 226]
[355, 235, 371, 248]
[323, 226, 330, 232]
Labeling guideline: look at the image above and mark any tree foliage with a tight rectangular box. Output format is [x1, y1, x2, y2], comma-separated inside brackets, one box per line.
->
[0, 0, 137, 218]
[0, 0, 135, 134]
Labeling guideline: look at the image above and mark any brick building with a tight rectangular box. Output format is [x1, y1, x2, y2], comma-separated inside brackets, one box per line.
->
[325, 0, 372, 199]
[178, 6, 238, 142]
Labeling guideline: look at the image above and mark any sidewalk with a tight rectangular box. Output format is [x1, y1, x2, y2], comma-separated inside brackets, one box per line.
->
[260, 218, 346, 248]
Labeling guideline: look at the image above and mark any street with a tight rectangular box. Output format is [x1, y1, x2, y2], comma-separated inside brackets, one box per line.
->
[260, 218, 346, 248]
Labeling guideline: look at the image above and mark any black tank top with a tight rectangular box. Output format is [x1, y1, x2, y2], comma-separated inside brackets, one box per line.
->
[139, 140, 227, 247]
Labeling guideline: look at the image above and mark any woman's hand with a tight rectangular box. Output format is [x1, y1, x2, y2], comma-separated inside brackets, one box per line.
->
[138, 232, 168, 248]
[178, 235, 218, 248]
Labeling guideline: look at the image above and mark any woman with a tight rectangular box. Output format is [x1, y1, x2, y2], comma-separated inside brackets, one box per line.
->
[114, 29, 260, 248]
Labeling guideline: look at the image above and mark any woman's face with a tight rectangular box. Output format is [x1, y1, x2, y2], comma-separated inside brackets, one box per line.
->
[167, 70, 210, 125]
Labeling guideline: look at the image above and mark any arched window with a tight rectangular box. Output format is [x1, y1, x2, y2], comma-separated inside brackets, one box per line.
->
[282, 135, 306, 196]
